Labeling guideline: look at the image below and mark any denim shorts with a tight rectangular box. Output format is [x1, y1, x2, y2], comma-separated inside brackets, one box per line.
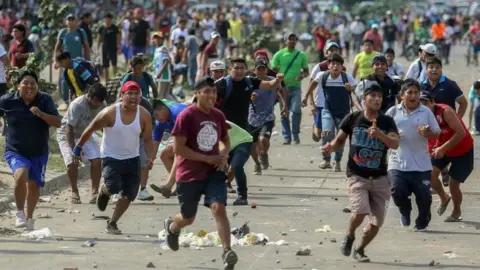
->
[102, 156, 141, 201]
[176, 171, 227, 219]
[314, 107, 323, 129]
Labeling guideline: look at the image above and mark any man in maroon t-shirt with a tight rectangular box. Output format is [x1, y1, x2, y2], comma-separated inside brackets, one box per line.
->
[163, 77, 238, 269]
[201, 31, 220, 76]
[9, 24, 34, 68]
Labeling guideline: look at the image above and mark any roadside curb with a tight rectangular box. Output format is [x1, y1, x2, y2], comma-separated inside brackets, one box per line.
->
[0, 166, 90, 214]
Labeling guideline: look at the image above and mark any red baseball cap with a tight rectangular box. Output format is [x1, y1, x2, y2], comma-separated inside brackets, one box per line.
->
[121, 81, 141, 93]
[253, 49, 269, 61]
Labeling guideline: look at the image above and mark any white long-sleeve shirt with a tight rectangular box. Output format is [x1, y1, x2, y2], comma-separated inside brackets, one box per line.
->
[405, 59, 427, 82]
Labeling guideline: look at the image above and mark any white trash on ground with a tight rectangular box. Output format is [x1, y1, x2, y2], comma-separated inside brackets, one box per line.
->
[21, 228, 53, 240]
[315, 225, 331, 233]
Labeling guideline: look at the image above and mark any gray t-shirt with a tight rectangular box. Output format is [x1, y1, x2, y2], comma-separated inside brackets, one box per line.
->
[60, 95, 106, 138]
[185, 35, 198, 61]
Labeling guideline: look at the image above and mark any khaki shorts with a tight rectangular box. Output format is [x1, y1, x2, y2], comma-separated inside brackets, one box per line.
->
[157, 81, 170, 99]
[347, 174, 391, 227]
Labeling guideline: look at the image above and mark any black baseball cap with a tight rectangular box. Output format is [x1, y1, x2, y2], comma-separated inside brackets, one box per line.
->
[194, 76, 215, 90]
[371, 54, 387, 66]
[254, 60, 268, 68]
[419, 92, 433, 101]
[363, 83, 383, 96]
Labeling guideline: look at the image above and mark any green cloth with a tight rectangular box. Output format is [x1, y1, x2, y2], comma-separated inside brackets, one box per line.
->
[227, 120, 253, 150]
[415, 27, 430, 42]
[271, 48, 308, 88]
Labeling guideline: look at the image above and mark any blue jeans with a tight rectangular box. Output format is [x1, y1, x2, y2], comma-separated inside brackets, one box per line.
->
[229, 142, 251, 197]
[187, 57, 197, 89]
[280, 86, 302, 141]
[474, 105, 480, 132]
[60, 70, 69, 103]
[219, 37, 228, 59]
[389, 170, 432, 228]
[321, 109, 346, 162]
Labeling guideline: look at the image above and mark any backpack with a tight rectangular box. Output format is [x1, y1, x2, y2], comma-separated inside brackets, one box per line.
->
[72, 57, 99, 76]
[58, 28, 85, 49]
[321, 71, 352, 114]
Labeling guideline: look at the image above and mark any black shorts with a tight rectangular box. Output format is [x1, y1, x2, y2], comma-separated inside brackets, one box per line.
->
[431, 148, 474, 183]
[249, 121, 274, 143]
[102, 48, 118, 68]
[102, 156, 141, 201]
[176, 171, 227, 219]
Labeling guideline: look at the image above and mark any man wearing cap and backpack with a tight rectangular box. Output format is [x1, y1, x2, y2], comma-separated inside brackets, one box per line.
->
[54, 14, 91, 104]
[302, 53, 357, 172]
[405, 43, 436, 83]
[271, 32, 309, 145]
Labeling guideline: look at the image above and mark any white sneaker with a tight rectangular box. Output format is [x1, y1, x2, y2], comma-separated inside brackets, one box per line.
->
[137, 188, 154, 201]
[26, 218, 35, 231]
[15, 211, 26, 228]
[112, 194, 121, 204]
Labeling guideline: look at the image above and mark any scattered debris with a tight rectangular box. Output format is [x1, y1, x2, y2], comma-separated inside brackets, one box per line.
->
[57, 209, 66, 213]
[231, 222, 250, 238]
[329, 238, 337, 243]
[342, 207, 351, 213]
[63, 268, 78, 270]
[39, 196, 52, 203]
[315, 225, 331, 233]
[56, 237, 64, 241]
[211, 258, 216, 262]
[81, 240, 97, 247]
[281, 232, 288, 236]
[251, 202, 257, 209]
[0, 227, 20, 236]
[91, 215, 109, 220]
[92, 262, 98, 268]
[21, 228, 52, 240]
[429, 260, 435, 266]
[232, 211, 238, 217]
[318, 241, 323, 245]
[443, 252, 457, 259]
[37, 213, 52, 219]
[295, 246, 312, 256]
[146, 262, 156, 268]
[276, 260, 281, 263]
[270, 240, 288, 246]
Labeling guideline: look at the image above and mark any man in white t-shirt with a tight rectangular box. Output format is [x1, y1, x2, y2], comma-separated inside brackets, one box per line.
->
[405, 43, 436, 82]
[302, 53, 357, 172]
[170, 19, 188, 46]
[384, 48, 405, 78]
[200, 13, 216, 42]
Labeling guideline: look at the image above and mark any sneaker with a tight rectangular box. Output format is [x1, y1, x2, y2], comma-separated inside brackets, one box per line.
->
[150, 184, 172, 198]
[293, 137, 300, 145]
[137, 188, 154, 201]
[253, 164, 262, 175]
[96, 185, 111, 212]
[222, 248, 238, 270]
[413, 225, 428, 232]
[282, 140, 291, 145]
[232, 196, 248, 206]
[400, 215, 411, 227]
[15, 211, 26, 228]
[319, 161, 332, 169]
[112, 194, 121, 204]
[105, 220, 122, 235]
[259, 153, 269, 170]
[164, 218, 179, 251]
[353, 248, 370, 262]
[25, 218, 35, 232]
[340, 234, 355, 256]
[334, 162, 341, 172]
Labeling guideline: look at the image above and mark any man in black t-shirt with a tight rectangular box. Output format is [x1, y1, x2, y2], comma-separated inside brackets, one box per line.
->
[80, 12, 93, 48]
[128, 8, 151, 57]
[323, 84, 399, 263]
[97, 13, 121, 81]
[216, 13, 230, 59]
[382, 18, 397, 50]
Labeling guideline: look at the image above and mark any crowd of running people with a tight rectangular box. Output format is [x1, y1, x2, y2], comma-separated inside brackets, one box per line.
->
[0, 3, 479, 270]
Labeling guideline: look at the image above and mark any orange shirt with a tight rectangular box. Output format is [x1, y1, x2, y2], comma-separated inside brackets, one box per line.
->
[431, 23, 446, 40]
[263, 11, 273, 26]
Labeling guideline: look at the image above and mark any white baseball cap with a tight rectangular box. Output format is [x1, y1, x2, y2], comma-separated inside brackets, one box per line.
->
[420, 43, 437, 55]
[210, 60, 226, 71]
[211, 31, 220, 39]
[371, 24, 379, 29]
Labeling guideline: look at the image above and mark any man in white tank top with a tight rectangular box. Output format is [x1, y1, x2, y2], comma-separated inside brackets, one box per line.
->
[72, 81, 154, 235]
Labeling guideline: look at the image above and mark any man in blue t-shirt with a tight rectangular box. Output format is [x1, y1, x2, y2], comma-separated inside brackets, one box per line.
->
[149, 99, 187, 198]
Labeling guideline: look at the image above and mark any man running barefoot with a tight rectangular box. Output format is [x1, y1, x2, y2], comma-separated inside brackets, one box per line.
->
[57, 83, 106, 204]
[73, 81, 154, 234]
[420, 92, 474, 222]
[164, 77, 238, 270]
[323, 84, 399, 262]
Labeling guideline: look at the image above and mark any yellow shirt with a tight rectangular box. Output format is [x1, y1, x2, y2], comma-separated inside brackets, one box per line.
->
[67, 68, 83, 97]
[228, 19, 242, 42]
[354, 51, 378, 80]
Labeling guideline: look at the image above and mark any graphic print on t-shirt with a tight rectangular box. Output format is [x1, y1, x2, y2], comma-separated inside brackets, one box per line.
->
[197, 121, 218, 151]
[351, 127, 386, 169]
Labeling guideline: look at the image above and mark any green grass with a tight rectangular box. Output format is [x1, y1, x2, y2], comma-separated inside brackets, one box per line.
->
[0, 136, 67, 173]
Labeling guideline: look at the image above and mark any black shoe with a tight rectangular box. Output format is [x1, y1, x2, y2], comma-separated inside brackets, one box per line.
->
[222, 248, 238, 270]
[105, 220, 122, 235]
[340, 234, 355, 256]
[96, 185, 110, 212]
[353, 248, 370, 262]
[164, 218, 179, 251]
[232, 196, 248, 206]
[293, 137, 300, 145]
